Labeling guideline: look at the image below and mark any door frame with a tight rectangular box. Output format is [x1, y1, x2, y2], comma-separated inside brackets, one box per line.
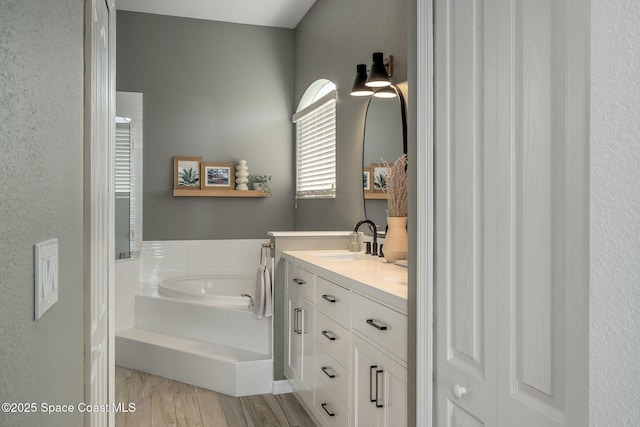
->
[414, 0, 434, 426]
[84, 0, 116, 425]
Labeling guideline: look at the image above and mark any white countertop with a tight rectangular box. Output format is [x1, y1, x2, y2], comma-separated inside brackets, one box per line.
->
[282, 250, 408, 313]
[268, 231, 354, 237]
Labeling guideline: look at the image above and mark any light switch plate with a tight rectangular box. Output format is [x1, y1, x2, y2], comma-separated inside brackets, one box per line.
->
[34, 238, 59, 320]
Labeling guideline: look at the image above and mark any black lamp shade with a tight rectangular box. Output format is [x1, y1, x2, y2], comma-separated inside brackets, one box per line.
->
[351, 64, 374, 96]
[373, 86, 397, 98]
[365, 52, 391, 88]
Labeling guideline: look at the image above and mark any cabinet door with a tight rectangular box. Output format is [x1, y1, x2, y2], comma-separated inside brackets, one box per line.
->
[285, 291, 302, 391]
[380, 352, 407, 427]
[352, 335, 382, 427]
[300, 296, 316, 398]
[352, 335, 407, 427]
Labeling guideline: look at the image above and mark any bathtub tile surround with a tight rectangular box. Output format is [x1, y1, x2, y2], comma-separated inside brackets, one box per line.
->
[140, 239, 269, 283]
[115, 258, 140, 332]
[115, 239, 274, 397]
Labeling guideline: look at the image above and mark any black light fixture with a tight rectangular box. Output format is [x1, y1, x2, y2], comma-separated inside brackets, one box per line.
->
[373, 86, 397, 98]
[365, 52, 392, 88]
[350, 64, 375, 97]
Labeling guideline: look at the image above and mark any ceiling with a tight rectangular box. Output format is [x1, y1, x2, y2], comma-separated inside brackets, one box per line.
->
[115, 0, 317, 29]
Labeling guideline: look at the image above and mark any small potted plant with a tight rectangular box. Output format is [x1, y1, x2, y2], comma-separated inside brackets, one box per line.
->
[248, 175, 272, 195]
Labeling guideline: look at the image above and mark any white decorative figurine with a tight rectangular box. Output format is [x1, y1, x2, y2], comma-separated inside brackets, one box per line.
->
[235, 160, 249, 190]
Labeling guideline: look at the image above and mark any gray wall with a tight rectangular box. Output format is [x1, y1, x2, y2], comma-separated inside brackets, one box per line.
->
[590, 0, 640, 424]
[116, 12, 295, 240]
[0, 1, 85, 426]
[293, 0, 408, 230]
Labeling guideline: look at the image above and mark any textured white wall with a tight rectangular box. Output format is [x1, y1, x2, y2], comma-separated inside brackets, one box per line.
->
[0, 1, 85, 426]
[591, 1, 640, 425]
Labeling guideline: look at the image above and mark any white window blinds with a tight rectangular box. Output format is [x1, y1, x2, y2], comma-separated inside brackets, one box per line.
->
[293, 90, 337, 199]
[115, 122, 131, 196]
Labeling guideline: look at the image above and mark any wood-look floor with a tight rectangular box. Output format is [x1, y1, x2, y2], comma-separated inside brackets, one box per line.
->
[116, 366, 316, 427]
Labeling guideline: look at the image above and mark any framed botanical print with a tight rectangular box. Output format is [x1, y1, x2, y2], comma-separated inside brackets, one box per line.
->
[174, 156, 202, 189]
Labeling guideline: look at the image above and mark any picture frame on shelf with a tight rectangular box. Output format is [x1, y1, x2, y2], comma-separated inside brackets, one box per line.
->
[363, 167, 373, 192]
[371, 163, 390, 192]
[201, 162, 235, 189]
[174, 156, 202, 190]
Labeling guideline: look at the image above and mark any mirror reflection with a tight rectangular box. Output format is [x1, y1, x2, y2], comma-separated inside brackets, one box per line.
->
[362, 84, 407, 231]
[115, 91, 143, 260]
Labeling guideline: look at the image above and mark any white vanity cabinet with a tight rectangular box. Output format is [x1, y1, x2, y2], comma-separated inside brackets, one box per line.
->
[282, 252, 408, 427]
[351, 291, 407, 427]
[285, 262, 316, 408]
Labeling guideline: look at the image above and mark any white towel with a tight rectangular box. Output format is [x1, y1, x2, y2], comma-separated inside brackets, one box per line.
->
[253, 265, 273, 319]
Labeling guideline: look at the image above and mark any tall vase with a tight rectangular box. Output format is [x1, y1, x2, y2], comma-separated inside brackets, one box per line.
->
[235, 160, 249, 190]
[383, 216, 408, 263]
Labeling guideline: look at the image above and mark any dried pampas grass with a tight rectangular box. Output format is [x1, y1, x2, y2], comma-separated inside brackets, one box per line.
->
[383, 154, 408, 217]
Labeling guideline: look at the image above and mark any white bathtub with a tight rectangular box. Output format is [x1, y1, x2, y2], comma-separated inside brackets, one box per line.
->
[158, 275, 254, 309]
[116, 273, 273, 396]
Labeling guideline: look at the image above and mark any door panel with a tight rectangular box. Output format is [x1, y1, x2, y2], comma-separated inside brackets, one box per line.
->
[496, 0, 589, 425]
[448, 401, 485, 427]
[434, 0, 498, 424]
[88, 0, 113, 426]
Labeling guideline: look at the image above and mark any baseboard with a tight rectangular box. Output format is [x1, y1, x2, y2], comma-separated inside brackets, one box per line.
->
[272, 380, 293, 395]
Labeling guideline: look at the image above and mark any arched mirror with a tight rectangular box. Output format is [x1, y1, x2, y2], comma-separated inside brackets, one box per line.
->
[362, 84, 407, 231]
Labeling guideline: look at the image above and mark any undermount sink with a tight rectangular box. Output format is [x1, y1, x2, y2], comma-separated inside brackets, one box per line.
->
[385, 277, 408, 286]
[310, 252, 364, 261]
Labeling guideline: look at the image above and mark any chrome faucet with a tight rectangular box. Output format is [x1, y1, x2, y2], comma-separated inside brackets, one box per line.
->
[354, 219, 378, 256]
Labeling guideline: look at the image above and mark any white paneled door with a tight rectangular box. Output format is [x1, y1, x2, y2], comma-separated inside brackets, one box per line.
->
[87, 0, 115, 426]
[434, 0, 589, 426]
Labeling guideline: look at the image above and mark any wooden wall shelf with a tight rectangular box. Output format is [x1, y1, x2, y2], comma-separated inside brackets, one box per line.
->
[364, 192, 388, 200]
[173, 189, 269, 198]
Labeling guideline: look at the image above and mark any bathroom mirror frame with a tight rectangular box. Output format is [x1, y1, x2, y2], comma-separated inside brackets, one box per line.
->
[362, 84, 408, 230]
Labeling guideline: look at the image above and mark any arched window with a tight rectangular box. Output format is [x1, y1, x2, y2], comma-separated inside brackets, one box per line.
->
[292, 79, 337, 199]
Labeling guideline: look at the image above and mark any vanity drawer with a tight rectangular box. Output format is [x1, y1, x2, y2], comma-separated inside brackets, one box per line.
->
[287, 263, 315, 303]
[316, 277, 351, 328]
[314, 380, 349, 427]
[351, 292, 407, 362]
[316, 345, 349, 407]
[316, 311, 350, 365]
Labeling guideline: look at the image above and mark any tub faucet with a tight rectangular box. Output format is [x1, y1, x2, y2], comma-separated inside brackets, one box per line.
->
[241, 294, 254, 310]
[354, 219, 378, 256]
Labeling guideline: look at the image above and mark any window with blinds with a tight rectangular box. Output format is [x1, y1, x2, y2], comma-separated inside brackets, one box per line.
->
[293, 86, 337, 199]
[115, 122, 131, 196]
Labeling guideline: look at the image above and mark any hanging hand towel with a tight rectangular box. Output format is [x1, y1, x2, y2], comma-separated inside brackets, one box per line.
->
[262, 264, 273, 318]
[253, 265, 273, 319]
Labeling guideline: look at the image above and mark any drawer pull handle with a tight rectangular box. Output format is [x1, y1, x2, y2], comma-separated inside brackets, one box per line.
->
[321, 330, 337, 341]
[293, 308, 305, 334]
[321, 366, 336, 378]
[366, 319, 388, 330]
[293, 308, 301, 334]
[370, 365, 384, 408]
[375, 369, 384, 408]
[321, 403, 335, 417]
[292, 278, 305, 285]
[322, 294, 337, 303]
